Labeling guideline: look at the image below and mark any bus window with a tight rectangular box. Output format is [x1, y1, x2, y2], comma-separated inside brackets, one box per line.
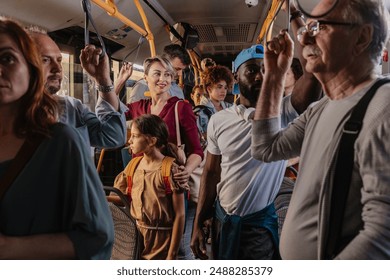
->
[59, 52, 73, 97]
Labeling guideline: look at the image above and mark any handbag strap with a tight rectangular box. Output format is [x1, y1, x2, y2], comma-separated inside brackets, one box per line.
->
[174, 100, 183, 147]
[0, 134, 44, 200]
[325, 78, 390, 259]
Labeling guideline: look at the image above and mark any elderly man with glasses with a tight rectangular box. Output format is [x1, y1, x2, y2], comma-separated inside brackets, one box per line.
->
[251, 0, 390, 259]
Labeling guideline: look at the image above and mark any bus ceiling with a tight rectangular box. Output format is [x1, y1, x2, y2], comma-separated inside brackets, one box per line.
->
[0, 0, 300, 65]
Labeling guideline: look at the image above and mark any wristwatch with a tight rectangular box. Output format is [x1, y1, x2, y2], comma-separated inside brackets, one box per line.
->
[96, 83, 114, 93]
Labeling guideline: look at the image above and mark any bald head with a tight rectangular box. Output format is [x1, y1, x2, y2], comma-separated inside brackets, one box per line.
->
[29, 32, 63, 94]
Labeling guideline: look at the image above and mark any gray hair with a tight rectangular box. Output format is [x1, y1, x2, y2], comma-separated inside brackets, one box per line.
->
[143, 55, 175, 78]
[342, 0, 389, 63]
[25, 25, 48, 35]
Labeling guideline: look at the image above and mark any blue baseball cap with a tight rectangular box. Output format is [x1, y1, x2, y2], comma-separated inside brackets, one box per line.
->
[233, 44, 264, 73]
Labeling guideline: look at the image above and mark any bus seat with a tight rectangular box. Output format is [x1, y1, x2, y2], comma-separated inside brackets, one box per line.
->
[95, 146, 131, 185]
[104, 186, 140, 260]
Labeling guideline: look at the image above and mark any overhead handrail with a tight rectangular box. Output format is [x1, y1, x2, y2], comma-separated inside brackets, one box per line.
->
[134, 0, 156, 56]
[90, 0, 156, 56]
[142, 0, 185, 45]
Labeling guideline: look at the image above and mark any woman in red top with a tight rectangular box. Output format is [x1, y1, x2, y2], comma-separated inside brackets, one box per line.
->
[125, 55, 203, 186]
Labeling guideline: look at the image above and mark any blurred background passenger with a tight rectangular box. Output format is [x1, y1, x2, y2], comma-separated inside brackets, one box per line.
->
[284, 58, 303, 96]
[200, 58, 216, 72]
[190, 84, 206, 106]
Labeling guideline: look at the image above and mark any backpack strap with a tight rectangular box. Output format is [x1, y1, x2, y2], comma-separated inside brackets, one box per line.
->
[174, 100, 183, 147]
[325, 78, 390, 259]
[124, 156, 143, 202]
[193, 105, 213, 119]
[125, 156, 175, 200]
[161, 157, 175, 195]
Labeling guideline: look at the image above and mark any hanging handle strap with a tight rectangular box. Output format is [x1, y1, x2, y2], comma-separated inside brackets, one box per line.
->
[81, 0, 106, 57]
[123, 36, 146, 63]
[325, 78, 390, 259]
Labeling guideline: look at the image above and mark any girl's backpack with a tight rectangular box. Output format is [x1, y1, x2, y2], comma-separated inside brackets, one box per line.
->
[124, 156, 175, 202]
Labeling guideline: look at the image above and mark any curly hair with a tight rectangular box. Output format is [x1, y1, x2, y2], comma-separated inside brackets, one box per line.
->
[0, 17, 58, 137]
[203, 65, 234, 92]
[200, 58, 216, 71]
[191, 84, 205, 95]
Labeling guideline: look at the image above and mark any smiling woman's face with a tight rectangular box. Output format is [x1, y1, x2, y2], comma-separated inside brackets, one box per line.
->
[144, 61, 172, 95]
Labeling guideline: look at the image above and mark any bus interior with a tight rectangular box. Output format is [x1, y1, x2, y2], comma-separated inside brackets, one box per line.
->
[1, 0, 389, 103]
[2, 0, 390, 261]
[0, 0, 294, 104]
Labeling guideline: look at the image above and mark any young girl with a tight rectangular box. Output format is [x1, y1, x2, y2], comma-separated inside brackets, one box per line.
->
[113, 114, 186, 260]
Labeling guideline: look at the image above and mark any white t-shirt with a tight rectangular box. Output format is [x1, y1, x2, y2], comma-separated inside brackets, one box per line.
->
[207, 96, 298, 216]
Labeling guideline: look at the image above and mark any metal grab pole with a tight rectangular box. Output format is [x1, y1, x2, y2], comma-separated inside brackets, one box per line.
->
[90, 0, 156, 56]
[90, 0, 148, 37]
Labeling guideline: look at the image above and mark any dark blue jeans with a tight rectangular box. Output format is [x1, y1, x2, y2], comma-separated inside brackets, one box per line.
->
[177, 200, 196, 260]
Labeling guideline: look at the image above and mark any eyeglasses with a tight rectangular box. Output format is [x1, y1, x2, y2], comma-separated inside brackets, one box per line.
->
[297, 20, 358, 42]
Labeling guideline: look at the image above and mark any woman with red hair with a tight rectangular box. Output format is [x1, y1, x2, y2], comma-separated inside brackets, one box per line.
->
[0, 17, 113, 259]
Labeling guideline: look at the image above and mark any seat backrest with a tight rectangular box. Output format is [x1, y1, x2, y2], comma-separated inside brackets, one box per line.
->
[104, 186, 139, 260]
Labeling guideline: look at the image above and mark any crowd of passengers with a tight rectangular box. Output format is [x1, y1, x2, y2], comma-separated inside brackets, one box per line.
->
[1, 0, 390, 260]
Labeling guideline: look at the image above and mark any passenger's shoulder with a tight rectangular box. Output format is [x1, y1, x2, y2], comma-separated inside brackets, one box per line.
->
[57, 95, 86, 110]
[59, 95, 81, 103]
[373, 81, 390, 99]
[223, 101, 233, 109]
[210, 106, 236, 120]
[49, 122, 83, 143]
[220, 105, 237, 114]
[304, 96, 329, 115]
[131, 98, 151, 107]
[168, 97, 192, 109]
[365, 82, 390, 118]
